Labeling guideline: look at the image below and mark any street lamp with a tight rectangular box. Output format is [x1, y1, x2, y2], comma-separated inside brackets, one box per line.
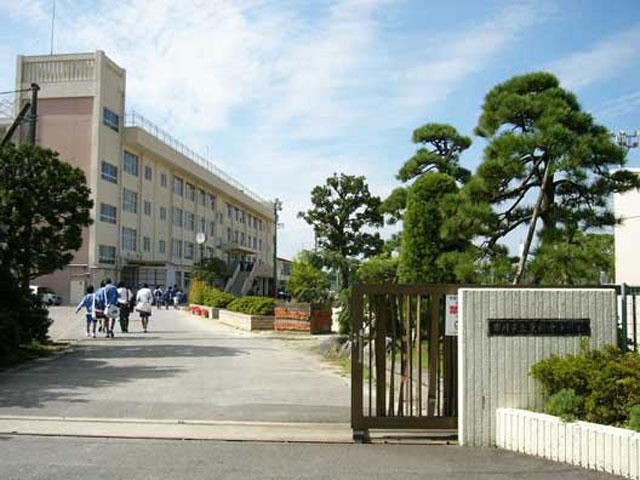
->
[272, 198, 282, 297]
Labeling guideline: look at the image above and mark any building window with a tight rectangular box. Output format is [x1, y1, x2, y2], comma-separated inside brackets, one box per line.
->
[185, 183, 196, 202]
[172, 239, 182, 258]
[209, 221, 215, 237]
[144, 165, 152, 181]
[227, 204, 233, 219]
[159, 206, 167, 221]
[253, 237, 257, 249]
[143, 200, 151, 216]
[122, 227, 137, 251]
[99, 245, 116, 264]
[184, 242, 194, 260]
[103, 107, 119, 132]
[259, 220, 263, 231]
[161, 173, 168, 188]
[227, 228, 232, 242]
[234, 230, 239, 243]
[198, 216, 206, 233]
[235, 207, 240, 222]
[123, 188, 138, 214]
[101, 161, 118, 184]
[185, 212, 195, 231]
[173, 176, 183, 196]
[198, 189, 205, 207]
[159, 240, 166, 255]
[99, 203, 117, 224]
[123, 151, 139, 176]
[240, 232, 245, 246]
[208, 193, 215, 210]
[172, 207, 183, 227]
[259, 239, 263, 251]
[143, 236, 151, 252]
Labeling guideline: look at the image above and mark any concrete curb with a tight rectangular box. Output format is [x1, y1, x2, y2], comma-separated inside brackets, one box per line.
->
[0, 415, 353, 444]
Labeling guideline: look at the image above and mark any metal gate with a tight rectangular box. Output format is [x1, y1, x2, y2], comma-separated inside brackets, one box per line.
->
[351, 284, 458, 440]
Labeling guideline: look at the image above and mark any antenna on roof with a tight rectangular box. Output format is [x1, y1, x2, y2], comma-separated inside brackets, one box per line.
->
[49, 0, 56, 55]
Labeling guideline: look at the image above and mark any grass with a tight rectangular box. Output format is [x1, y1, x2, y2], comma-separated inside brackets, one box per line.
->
[0, 341, 69, 369]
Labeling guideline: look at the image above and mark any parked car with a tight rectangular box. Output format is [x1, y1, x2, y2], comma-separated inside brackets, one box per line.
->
[29, 286, 62, 305]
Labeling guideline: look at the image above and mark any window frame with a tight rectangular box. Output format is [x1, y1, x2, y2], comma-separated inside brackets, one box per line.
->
[123, 150, 139, 177]
[100, 203, 117, 224]
[101, 161, 118, 184]
[102, 107, 119, 132]
[122, 188, 138, 214]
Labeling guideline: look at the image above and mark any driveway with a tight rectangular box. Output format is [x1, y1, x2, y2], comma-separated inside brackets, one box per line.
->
[0, 307, 350, 423]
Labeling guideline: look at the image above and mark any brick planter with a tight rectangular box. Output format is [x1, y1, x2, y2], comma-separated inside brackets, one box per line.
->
[274, 302, 332, 334]
[218, 309, 274, 331]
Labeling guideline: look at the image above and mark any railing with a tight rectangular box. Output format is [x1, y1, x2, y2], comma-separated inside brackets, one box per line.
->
[125, 111, 272, 210]
[22, 58, 95, 84]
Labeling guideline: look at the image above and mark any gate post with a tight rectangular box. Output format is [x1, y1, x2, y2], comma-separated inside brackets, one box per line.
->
[350, 285, 367, 442]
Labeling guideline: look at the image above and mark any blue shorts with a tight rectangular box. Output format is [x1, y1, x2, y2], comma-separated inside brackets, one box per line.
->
[86, 314, 94, 324]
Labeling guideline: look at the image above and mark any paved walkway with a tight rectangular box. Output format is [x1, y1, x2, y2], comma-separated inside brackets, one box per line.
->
[0, 308, 350, 424]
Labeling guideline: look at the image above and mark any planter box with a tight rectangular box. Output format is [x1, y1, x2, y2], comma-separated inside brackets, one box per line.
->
[496, 408, 640, 479]
[188, 304, 219, 319]
[218, 309, 274, 331]
[274, 303, 332, 334]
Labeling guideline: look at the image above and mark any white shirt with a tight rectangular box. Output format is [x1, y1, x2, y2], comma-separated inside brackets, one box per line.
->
[117, 287, 132, 304]
[136, 287, 153, 304]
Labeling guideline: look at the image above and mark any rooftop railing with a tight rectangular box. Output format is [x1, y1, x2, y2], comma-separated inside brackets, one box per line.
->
[125, 110, 272, 209]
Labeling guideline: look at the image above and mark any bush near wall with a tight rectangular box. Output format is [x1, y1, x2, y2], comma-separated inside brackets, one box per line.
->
[531, 345, 640, 431]
[189, 280, 236, 309]
[227, 296, 275, 316]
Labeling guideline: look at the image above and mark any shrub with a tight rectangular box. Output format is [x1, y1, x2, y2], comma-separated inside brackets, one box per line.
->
[203, 288, 236, 309]
[288, 255, 330, 305]
[544, 388, 584, 421]
[628, 405, 640, 432]
[531, 345, 640, 428]
[189, 280, 206, 305]
[227, 296, 275, 316]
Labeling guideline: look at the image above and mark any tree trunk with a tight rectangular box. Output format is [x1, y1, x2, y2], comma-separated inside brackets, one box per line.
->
[514, 159, 553, 285]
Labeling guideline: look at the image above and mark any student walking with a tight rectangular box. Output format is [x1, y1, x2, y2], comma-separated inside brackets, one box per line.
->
[153, 285, 163, 309]
[117, 281, 133, 333]
[136, 283, 153, 333]
[163, 286, 173, 310]
[95, 278, 119, 338]
[75, 285, 96, 338]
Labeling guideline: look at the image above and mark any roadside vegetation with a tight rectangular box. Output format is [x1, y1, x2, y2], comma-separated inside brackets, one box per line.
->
[0, 143, 92, 366]
[531, 345, 640, 431]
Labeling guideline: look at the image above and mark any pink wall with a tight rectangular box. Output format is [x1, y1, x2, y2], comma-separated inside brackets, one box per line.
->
[31, 97, 94, 303]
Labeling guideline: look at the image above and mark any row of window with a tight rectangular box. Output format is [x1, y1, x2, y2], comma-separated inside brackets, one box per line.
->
[227, 228, 263, 251]
[226, 203, 263, 231]
[98, 243, 216, 265]
[102, 201, 218, 236]
[102, 159, 219, 214]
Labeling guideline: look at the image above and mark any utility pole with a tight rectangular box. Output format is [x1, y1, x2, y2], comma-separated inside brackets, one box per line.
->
[27, 83, 40, 145]
[272, 198, 282, 297]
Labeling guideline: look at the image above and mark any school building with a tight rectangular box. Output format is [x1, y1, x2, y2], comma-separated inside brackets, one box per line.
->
[12, 51, 276, 304]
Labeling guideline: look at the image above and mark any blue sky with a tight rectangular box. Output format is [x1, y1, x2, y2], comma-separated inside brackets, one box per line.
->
[1, 0, 639, 259]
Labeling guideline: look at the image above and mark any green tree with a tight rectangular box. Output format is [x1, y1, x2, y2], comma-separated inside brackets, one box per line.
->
[357, 253, 398, 284]
[381, 123, 471, 224]
[299, 173, 383, 290]
[528, 232, 613, 285]
[190, 257, 228, 288]
[287, 252, 331, 304]
[0, 143, 93, 290]
[459, 72, 639, 283]
[398, 173, 464, 283]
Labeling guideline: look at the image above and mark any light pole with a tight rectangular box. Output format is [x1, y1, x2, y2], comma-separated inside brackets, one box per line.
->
[272, 198, 282, 297]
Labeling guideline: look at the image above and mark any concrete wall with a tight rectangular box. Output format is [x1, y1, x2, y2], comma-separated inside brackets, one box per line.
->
[458, 288, 617, 447]
[614, 171, 640, 284]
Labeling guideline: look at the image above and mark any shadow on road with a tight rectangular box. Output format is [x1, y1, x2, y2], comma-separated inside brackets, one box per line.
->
[0, 343, 246, 410]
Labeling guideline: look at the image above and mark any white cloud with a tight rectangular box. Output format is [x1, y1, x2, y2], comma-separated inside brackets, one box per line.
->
[596, 90, 640, 119]
[547, 24, 640, 90]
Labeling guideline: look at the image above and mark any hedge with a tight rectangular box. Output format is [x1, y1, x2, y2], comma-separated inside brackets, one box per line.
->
[227, 296, 275, 316]
[531, 345, 640, 430]
[189, 281, 236, 309]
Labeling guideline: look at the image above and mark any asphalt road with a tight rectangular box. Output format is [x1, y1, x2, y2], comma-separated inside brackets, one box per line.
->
[2, 307, 350, 423]
[0, 435, 621, 480]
